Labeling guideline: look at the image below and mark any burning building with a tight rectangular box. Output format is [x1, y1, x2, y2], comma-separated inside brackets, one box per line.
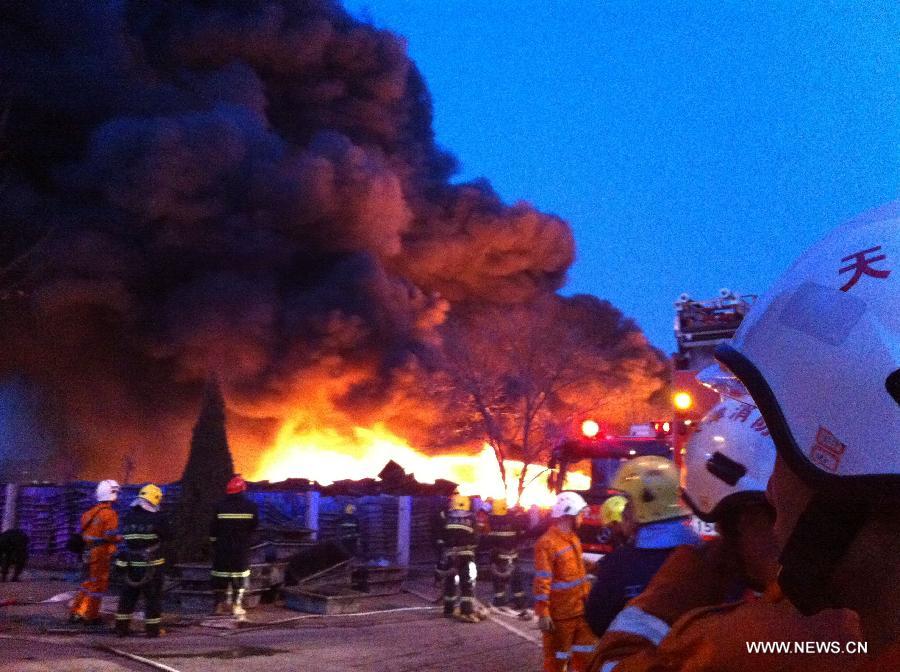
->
[0, 1, 667, 495]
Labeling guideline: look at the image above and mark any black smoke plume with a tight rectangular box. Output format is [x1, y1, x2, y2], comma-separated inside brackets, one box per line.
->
[0, 1, 659, 481]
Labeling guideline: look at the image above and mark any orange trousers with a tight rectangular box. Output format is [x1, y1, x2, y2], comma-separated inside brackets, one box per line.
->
[542, 615, 598, 672]
[71, 546, 114, 621]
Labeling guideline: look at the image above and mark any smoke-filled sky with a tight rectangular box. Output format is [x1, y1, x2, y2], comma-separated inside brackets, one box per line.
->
[344, 1, 900, 350]
[0, 0, 666, 481]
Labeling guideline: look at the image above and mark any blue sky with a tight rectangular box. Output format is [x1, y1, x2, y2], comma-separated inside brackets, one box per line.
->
[345, 1, 899, 351]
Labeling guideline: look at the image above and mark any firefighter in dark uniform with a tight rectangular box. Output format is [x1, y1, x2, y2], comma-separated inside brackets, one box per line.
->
[115, 484, 170, 638]
[210, 475, 258, 619]
[487, 498, 528, 616]
[336, 503, 369, 591]
[336, 503, 361, 556]
[437, 493, 482, 623]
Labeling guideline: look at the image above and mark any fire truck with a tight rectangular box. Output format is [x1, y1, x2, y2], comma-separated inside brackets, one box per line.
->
[548, 423, 673, 562]
[548, 290, 755, 558]
[669, 289, 756, 465]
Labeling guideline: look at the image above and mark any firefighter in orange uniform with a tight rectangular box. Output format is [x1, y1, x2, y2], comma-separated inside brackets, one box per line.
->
[715, 204, 900, 670]
[588, 391, 861, 672]
[534, 491, 597, 671]
[70, 479, 122, 624]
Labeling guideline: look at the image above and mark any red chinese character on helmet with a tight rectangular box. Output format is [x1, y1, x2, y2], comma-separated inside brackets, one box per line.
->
[839, 245, 890, 291]
[728, 403, 753, 423]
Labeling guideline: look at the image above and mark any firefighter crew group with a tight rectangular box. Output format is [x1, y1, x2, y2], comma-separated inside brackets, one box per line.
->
[57, 204, 900, 669]
[69, 474, 258, 636]
[435, 492, 533, 623]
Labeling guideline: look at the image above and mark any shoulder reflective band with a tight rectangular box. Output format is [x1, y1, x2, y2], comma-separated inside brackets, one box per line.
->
[445, 523, 474, 532]
[123, 533, 159, 540]
[217, 513, 255, 519]
[606, 606, 670, 645]
[489, 531, 517, 537]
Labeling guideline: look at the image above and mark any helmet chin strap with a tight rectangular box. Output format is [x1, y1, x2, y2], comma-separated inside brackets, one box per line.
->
[778, 493, 868, 615]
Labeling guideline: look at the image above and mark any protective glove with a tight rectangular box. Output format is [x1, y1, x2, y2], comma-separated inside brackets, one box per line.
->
[538, 615, 555, 632]
[630, 539, 742, 626]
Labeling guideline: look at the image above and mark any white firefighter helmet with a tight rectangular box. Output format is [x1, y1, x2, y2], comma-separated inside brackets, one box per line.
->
[681, 394, 776, 522]
[96, 479, 121, 502]
[716, 200, 900, 485]
[551, 491, 588, 519]
[612, 456, 691, 524]
[715, 200, 900, 615]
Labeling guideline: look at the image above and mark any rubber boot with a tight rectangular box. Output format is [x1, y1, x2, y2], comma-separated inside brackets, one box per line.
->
[232, 588, 246, 621]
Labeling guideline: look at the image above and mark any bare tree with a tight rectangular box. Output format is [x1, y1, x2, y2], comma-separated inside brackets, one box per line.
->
[439, 295, 668, 502]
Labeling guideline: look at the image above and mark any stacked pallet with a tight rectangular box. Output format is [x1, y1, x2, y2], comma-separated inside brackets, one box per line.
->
[249, 490, 307, 530]
[410, 496, 443, 564]
[15, 484, 82, 566]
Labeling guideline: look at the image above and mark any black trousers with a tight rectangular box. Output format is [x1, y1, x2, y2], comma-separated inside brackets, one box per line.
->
[442, 551, 476, 616]
[116, 570, 163, 637]
[490, 551, 526, 609]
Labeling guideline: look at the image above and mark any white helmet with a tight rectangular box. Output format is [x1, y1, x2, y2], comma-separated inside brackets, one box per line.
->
[682, 394, 776, 522]
[715, 200, 900, 614]
[717, 200, 900, 485]
[96, 479, 121, 502]
[551, 491, 588, 518]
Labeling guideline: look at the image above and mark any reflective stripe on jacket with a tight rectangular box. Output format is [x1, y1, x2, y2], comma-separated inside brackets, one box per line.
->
[591, 592, 861, 672]
[438, 509, 477, 550]
[210, 493, 259, 573]
[119, 505, 170, 569]
[533, 525, 590, 620]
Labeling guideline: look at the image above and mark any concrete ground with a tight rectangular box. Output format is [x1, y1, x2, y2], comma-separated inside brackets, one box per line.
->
[0, 572, 544, 672]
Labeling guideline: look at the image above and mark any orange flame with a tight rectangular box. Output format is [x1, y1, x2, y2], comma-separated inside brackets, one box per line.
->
[252, 420, 588, 508]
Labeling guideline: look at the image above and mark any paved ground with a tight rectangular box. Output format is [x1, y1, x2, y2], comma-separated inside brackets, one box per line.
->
[0, 573, 544, 672]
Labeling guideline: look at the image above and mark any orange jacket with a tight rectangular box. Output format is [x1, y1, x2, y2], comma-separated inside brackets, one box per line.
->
[81, 502, 121, 551]
[533, 525, 590, 620]
[591, 593, 861, 672]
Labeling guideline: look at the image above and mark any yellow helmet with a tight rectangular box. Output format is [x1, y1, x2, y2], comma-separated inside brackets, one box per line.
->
[612, 456, 690, 524]
[138, 484, 163, 508]
[599, 495, 628, 526]
[491, 498, 508, 516]
[449, 493, 471, 512]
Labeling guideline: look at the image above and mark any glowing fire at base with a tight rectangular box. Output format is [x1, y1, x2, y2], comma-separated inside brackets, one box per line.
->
[252, 421, 589, 508]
